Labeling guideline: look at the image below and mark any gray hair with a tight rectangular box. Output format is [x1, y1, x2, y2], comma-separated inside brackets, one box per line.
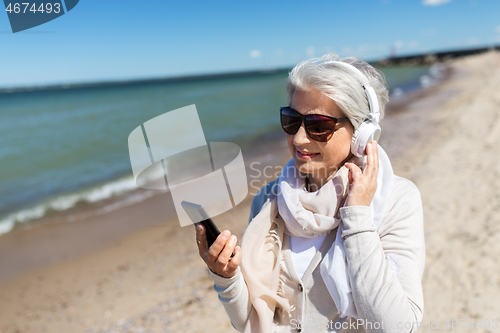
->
[286, 53, 389, 130]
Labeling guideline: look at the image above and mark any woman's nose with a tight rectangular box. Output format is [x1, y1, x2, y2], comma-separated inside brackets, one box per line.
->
[292, 124, 311, 146]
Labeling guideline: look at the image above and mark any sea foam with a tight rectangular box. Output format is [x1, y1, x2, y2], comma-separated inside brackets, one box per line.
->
[0, 176, 158, 236]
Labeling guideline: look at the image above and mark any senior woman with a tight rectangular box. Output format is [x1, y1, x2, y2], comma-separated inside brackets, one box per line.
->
[196, 53, 425, 333]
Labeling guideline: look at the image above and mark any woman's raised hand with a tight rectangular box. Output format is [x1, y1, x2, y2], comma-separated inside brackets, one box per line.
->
[196, 225, 242, 278]
[344, 141, 379, 207]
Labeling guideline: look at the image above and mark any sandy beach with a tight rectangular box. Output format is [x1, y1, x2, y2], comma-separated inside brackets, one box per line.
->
[1, 51, 500, 333]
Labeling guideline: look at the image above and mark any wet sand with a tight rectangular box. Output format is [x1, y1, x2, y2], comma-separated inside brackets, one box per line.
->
[1, 51, 500, 333]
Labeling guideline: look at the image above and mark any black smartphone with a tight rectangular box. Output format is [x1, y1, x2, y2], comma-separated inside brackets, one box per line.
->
[181, 201, 220, 247]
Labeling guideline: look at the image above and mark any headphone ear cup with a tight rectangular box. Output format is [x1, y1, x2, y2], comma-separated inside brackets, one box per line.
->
[351, 121, 381, 157]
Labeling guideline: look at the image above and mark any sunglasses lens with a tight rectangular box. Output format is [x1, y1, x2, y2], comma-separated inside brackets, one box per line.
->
[305, 115, 335, 142]
[280, 107, 337, 142]
[280, 107, 301, 135]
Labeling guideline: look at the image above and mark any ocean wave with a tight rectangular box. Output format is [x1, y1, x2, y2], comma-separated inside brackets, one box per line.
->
[420, 64, 448, 89]
[390, 63, 448, 99]
[0, 176, 154, 236]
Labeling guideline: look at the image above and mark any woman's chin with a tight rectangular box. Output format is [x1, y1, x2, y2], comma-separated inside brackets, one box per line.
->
[294, 160, 321, 176]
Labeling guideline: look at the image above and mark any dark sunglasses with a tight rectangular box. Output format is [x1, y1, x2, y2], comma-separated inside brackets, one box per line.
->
[280, 106, 350, 142]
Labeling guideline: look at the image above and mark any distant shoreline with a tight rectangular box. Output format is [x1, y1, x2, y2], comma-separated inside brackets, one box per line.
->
[1, 45, 498, 95]
[0, 68, 292, 95]
[374, 44, 500, 66]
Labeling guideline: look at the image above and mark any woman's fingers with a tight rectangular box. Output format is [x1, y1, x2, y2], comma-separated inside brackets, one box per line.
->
[227, 246, 242, 271]
[345, 162, 362, 183]
[366, 140, 375, 167]
[344, 141, 379, 207]
[207, 230, 231, 264]
[365, 141, 379, 179]
[196, 224, 208, 259]
[216, 234, 237, 269]
[196, 224, 241, 277]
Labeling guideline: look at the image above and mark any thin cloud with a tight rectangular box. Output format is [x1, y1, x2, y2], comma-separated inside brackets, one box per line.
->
[392, 40, 419, 51]
[422, 0, 451, 6]
[420, 28, 436, 37]
[357, 44, 369, 54]
[275, 48, 284, 57]
[394, 40, 404, 49]
[323, 46, 334, 53]
[408, 40, 419, 49]
[466, 37, 479, 45]
[306, 46, 315, 58]
[496, 25, 500, 34]
[249, 50, 262, 58]
[341, 46, 353, 55]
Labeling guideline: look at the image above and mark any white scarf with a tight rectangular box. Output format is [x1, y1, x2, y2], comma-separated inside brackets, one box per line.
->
[276, 143, 394, 318]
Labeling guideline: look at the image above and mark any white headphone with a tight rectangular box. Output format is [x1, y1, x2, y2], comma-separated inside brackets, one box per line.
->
[330, 61, 381, 157]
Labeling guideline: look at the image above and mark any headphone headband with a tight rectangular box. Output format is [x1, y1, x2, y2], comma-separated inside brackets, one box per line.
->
[327, 60, 382, 157]
[329, 61, 380, 124]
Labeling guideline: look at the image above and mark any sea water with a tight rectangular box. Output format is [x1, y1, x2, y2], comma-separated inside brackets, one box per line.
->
[0, 64, 437, 235]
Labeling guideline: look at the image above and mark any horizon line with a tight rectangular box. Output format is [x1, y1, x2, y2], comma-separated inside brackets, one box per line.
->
[1, 44, 498, 95]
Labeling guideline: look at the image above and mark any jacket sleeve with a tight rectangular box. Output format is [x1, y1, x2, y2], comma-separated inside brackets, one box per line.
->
[209, 180, 277, 331]
[209, 268, 252, 332]
[339, 179, 425, 333]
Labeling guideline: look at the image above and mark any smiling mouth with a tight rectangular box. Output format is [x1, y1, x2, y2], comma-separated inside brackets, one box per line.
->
[296, 150, 319, 159]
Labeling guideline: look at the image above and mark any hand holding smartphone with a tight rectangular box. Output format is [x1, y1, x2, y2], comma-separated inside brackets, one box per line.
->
[183, 201, 239, 277]
[181, 201, 220, 247]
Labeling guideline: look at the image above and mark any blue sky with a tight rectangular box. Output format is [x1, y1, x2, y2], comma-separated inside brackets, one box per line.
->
[1, 0, 499, 88]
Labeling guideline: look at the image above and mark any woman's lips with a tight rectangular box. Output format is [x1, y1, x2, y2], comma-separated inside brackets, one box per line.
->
[296, 150, 319, 159]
